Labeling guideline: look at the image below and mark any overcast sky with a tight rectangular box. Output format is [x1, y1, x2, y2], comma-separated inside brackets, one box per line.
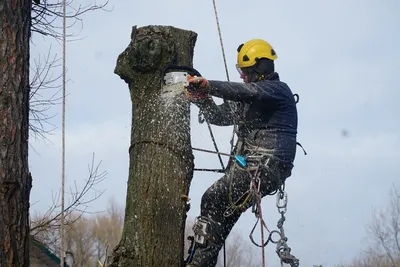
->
[29, 0, 400, 266]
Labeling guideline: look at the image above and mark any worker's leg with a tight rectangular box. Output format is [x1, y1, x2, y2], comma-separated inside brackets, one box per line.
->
[188, 160, 290, 267]
[188, 169, 247, 267]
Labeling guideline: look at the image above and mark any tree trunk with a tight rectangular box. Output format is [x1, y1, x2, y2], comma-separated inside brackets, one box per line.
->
[109, 25, 197, 267]
[0, 1, 32, 267]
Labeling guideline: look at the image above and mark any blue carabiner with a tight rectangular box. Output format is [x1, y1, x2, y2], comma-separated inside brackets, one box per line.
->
[234, 155, 247, 167]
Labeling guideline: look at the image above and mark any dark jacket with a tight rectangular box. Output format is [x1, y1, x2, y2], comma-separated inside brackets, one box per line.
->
[195, 72, 298, 165]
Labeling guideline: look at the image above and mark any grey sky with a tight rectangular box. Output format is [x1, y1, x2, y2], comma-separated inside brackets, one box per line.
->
[29, 0, 400, 266]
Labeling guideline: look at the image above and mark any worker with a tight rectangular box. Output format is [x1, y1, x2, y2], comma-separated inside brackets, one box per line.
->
[185, 39, 299, 267]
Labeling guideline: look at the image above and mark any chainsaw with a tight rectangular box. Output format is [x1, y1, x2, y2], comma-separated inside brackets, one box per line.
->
[162, 64, 203, 91]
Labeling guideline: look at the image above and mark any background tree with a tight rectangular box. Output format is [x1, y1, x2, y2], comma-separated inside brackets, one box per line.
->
[0, 1, 33, 266]
[32, 197, 123, 267]
[65, 213, 96, 266]
[334, 185, 400, 267]
[28, 0, 110, 262]
[92, 198, 124, 265]
[349, 185, 400, 267]
[29, 0, 109, 139]
[63, 200, 124, 267]
[365, 185, 400, 266]
[30, 156, 107, 253]
[1, 0, 108, 265]
[215, 232, 257, 267]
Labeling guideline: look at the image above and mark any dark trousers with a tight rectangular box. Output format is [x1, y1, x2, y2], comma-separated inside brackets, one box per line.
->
[190, 158, 292, 267]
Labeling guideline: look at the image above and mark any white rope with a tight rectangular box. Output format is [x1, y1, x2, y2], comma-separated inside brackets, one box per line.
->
[60, 0, 67, 266]
[210, 2, 232, 267]
[212, 0, 230, 82]
[211, 0, 240, 156]
[211, 2, 268, 267]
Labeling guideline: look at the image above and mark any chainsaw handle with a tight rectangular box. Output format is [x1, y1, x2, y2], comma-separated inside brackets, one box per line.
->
[162, 64, 202, 78]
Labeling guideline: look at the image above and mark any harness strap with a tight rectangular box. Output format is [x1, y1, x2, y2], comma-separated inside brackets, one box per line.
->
[296, 142, 307, 155]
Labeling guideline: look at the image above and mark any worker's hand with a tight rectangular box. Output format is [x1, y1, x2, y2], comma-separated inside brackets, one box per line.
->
[188, 76, 209, 89]
[185, 76, 210, 102]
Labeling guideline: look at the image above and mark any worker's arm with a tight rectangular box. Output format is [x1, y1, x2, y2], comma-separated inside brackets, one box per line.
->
[192, 97, 235, 126]
[208, 80, 277, 103]
[187, 76, 281, 104]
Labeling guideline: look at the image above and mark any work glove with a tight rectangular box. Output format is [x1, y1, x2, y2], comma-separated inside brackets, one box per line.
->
[185, 76, 210, 102]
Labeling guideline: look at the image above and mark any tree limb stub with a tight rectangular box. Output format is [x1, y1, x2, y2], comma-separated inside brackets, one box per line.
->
[109, 25, 197, 267]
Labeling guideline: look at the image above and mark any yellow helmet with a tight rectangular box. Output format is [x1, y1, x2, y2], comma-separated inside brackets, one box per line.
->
[236, 39, 278, 69]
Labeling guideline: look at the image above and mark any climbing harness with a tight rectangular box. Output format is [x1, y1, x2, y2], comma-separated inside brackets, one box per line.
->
[222, 151, 300, 267]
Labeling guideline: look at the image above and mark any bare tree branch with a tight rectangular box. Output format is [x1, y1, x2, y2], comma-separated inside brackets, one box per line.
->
[31, 0, 111, 40]
[31, 196, 123, 267]
[362, 184, 400, 267]
[29, 46, 63, 141]
[29, 0, 111, 141]
[30, 154, 107, 237]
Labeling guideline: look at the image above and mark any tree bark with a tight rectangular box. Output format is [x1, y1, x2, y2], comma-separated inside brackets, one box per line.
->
[109, 25, 197, 267]
[0, 1, 32, 267]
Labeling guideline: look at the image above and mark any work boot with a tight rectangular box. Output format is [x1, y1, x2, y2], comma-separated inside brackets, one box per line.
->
[188, 216, 225, 267]
[189, 243, 221, 267]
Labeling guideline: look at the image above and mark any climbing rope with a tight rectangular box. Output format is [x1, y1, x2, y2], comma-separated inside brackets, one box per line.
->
[60, 0, 67, 266]
[248, 163, 268, 267]
[210, 1, 230, 265]
[211, 0, 241, 157]
[212, 0, 230, 82]
[212, 0, 263, 265]
[224, 155, 271, 267]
